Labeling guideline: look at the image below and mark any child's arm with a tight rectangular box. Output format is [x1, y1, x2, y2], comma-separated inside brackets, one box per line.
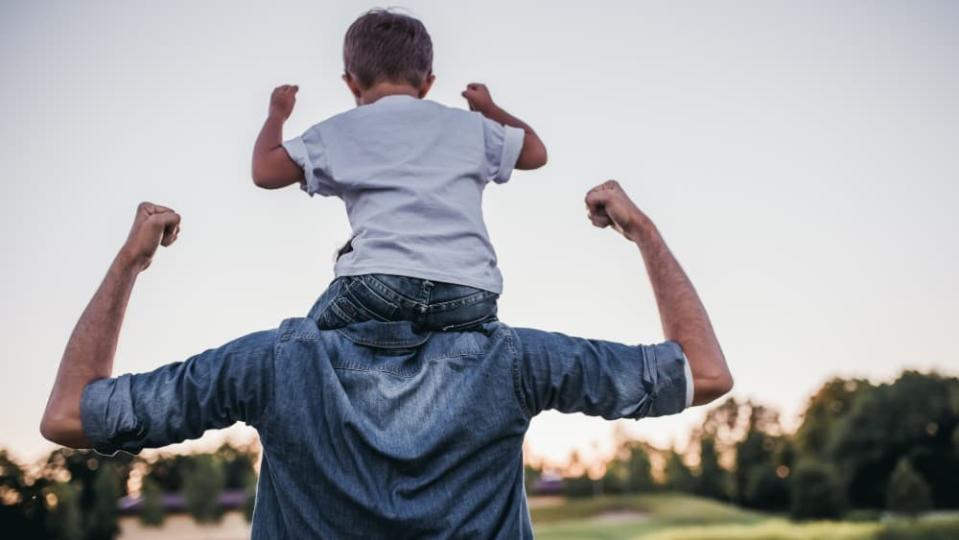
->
[251, 85, 304, 189]
[462, 83, 548, 170]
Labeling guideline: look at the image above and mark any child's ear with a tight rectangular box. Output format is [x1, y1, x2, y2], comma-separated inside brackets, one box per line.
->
[418, 73, 436, 98]
[342, 73, 362, 100]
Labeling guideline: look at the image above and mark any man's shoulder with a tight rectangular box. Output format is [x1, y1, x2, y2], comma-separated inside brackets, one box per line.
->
[276, 317, 323, 341]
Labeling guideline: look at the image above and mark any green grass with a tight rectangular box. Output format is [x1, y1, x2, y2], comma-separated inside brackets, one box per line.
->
[531, 493, 959, 540]
[532, 493, 763, 540]
[641, 520, 881, 540]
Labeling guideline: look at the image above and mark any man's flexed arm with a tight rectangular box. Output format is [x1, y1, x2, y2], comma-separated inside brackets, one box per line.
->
[40, 203, 181, 447]
[585, 181, 733, 405]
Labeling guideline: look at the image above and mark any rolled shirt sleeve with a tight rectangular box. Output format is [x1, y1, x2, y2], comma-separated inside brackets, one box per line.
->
[512, 328, 691, 420]
[481, 117, 525, 184]
[80, 329, 277, 455]
[282, 127, 339, 197]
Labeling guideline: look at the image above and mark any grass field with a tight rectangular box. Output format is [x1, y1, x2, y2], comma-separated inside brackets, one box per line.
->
[116, 493, 959, 539]
[531, 494, 959, 540]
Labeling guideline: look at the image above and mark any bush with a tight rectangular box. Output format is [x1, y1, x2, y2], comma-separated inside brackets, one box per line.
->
[139, 478, 165, 526]
[664, 450, 696, 493]
[877, 518, 959, 540]
[789, 461, 846, 520]
[87, 463, 120, 540]
[697, 438, 730, 501]
[183, 454, 225, 523]
[562, 474, 596, 498]
[743, 464, 790, 511]
[43, 482, 82, 540]
[845, 509, 881, 522]
[886, 458, 932, 517]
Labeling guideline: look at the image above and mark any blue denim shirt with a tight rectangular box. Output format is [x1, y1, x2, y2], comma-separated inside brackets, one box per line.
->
[81, 318, 690, 538]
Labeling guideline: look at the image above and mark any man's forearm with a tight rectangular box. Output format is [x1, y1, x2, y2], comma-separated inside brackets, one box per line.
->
[632, 223, 732, 405]
[41, 254, 139, 447]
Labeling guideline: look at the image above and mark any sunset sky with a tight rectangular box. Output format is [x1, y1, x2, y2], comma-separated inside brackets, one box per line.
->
[2, 0, 957, 468]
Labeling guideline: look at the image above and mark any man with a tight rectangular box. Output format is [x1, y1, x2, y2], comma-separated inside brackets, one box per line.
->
[41, 181, 732, 538]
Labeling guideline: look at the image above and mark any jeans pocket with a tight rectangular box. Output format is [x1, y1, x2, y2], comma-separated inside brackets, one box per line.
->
[349, 277, 401, 320]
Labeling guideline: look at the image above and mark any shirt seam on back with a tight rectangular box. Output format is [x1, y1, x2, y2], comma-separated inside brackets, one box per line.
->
[505, 329, 533, 420]
[256, 328, 282, 429]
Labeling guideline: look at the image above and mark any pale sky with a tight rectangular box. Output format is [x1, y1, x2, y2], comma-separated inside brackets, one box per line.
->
[2, 0, 958, 468]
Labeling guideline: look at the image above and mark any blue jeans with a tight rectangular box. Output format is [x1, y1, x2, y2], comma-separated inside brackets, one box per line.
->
[308, 274, 499, 332]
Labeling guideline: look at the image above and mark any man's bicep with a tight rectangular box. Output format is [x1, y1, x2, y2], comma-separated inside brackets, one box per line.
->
[513, 328, 690, 420]
[80, 329, 276, 455]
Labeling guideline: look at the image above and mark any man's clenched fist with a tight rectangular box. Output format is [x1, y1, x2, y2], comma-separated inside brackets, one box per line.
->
[585, 180, 652, 242]
[120, 203, 181, 272]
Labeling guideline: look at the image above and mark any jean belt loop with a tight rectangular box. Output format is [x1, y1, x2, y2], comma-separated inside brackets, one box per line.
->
[421, 280, 434, 303]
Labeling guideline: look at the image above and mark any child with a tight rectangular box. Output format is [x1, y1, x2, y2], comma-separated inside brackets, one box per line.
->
[251, 9, 547, 332]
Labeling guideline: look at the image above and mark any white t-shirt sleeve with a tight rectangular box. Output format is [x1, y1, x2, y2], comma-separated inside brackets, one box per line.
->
[682, 353, 695, 408]
[481, 117, 525, 184]
[282, 127, 339, 197]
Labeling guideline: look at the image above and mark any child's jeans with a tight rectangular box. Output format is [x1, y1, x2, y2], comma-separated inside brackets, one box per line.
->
[308, 274, 499, 332]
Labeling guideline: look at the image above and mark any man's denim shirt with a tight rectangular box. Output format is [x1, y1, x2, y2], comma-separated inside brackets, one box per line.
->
[81, 318, 691, 538]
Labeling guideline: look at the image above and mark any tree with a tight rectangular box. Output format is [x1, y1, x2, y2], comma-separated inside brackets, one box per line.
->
[215, 443, 258, 490]
[0, 449, 48, 538]
[523, 464, 541, 496]
[183, 454, 225, 523]
[733, 403, 779, 505]
[624, 443, 654, 493]
[663, 449, 695, 493]
[743, 463, 790, 511]
[562, 474, 594, 498]
[139, 478, 165, 527]
[886, 458, 932, 517]
[790, 460, 845, 520]
[828, 371, 959, 508]
[698, 397, 743, 457]
[603, 441, 654, 494]
[795, 378, 871, 458]
[696, 437, 729, 500]
[243, 481, 257, 523]
[147, 454, 192, 493]
[44, 482, 82, 540]
[86, 463, 120, 540]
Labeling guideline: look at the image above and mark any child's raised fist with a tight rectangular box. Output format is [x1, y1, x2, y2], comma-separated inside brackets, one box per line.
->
[269, 85, 299, 120]
[461, 83, 496, 115]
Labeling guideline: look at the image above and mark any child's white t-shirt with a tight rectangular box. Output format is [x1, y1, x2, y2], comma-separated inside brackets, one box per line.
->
[283, 95, 525, 294]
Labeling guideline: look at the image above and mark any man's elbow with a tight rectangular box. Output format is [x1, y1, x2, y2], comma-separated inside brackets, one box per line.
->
[692, 371, 734, 406]
[40, 412, 86, 449]
[530, 145, 548, 169]
[40, 415, 67, 446]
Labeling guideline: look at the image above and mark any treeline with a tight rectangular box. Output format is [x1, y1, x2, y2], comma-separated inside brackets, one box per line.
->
[527, 370, 959, 520]
[3, 369, 956, 538]
[0, 442, 258, 540]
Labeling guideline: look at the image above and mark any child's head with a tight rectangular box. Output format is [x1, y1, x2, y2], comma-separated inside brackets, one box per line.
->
[343, 9, 434, 102]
